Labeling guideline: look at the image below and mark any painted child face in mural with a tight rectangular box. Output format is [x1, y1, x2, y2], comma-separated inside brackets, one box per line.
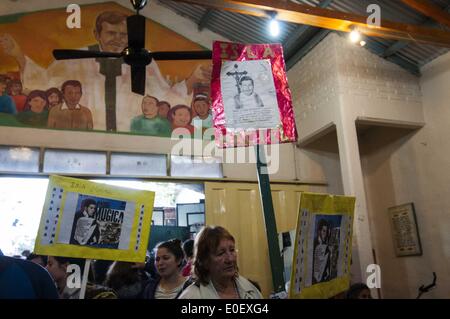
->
[48, 93, 61, 107]
[0, 82, 6, 94]
[142, 96, 158, 119]
[173, 108, 191, 127]
[158, 103, 170, 118]
[63, 85, 82, 109]
[29, 96, 47, 113]
[10, 82, 22, 95]
[193, 99, 209, 118]
[95, 21, 128, 53]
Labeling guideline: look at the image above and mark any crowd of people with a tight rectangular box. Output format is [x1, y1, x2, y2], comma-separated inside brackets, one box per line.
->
[0, 225, 372, 299]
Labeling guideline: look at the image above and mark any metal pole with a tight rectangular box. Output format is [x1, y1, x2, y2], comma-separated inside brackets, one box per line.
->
[255, 144, 285, 294]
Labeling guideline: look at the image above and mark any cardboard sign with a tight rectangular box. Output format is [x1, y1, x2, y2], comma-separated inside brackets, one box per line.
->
[34, 176, 154, 262]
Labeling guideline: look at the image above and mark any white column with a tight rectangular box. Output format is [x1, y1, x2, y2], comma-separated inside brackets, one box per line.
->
[336, 116, 375, 286]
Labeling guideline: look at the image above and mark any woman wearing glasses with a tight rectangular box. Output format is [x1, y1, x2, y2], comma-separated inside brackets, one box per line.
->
[178, 226, 262, 299]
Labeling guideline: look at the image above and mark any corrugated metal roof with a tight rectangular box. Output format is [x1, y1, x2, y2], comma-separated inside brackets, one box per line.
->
[158, 0, 450, 74]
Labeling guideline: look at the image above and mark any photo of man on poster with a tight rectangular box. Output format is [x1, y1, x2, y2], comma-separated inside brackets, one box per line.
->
[69, 198, 100, 246]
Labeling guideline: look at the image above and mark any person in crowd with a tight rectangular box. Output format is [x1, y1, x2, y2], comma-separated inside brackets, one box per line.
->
[26, 253, 48, 268]
[7, 79, 27, 112]
[167, 104, 195, 135]
[182, 239, 194, 277]
[346, 283, 373, 299]
[178, 226, 263, 299]
[0, 254, 59, 299]
[17, 89, 49, 127]
[130, 95, 171, 137]
[104, 261, 148, 299]
[0, 74, 16, 114]
[157, 101, 171, 119]
[46, 255, 116, 299]
[142, 239, 192, 299]
[45, 87, 63, 109]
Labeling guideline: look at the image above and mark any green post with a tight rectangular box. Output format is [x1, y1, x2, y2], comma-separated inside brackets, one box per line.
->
[255, 144, 285, 294]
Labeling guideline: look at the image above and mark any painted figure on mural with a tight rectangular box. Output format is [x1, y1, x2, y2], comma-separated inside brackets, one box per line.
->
[47, 80, 94, 130]
[7, 79, 27, 113]
[17, 90, 49, 128]
[167, 104, 195, 135]
[130, 95, 171, 137]
[233, 75, 264, 110]
[0, 10, 211, 132]
[45, 87, 63, 109]
[191, 94, 212, 131]
[0, 75, 17, 115]
[157, 101, 171, 119]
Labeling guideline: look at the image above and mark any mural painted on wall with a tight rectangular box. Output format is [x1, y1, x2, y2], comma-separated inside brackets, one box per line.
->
[0, 2, 212, 137]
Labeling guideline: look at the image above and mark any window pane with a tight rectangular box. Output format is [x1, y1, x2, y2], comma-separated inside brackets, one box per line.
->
[152, 210, 164, 226]
[110, 153, 166, 176]
[170, 155, 222, 178]
[43, 149, 106, 174]
[0, 177, 48, 257]
[0, 146, 39, 173]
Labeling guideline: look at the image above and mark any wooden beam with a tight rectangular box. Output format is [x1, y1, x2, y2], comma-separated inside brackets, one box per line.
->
[171, 0, 450, 48]
[400, 0, 450, 28]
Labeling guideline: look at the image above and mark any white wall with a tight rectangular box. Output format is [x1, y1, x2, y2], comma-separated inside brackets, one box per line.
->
[357, 51, 450, 298]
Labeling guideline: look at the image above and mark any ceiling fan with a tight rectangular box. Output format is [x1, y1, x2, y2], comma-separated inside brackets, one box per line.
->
[52, 0, 212, 95]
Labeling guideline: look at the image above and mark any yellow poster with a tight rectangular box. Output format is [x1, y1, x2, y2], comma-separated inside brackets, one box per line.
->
[34, 175, 154, 262]
[289, 192, 355, 299]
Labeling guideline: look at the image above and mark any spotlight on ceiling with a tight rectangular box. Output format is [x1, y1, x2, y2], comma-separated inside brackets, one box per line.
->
[349, 28, 361, 43]
[267, 11, 280, 37]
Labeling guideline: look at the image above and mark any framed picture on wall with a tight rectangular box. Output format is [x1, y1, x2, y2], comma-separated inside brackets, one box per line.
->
[388, 203, 422, 257]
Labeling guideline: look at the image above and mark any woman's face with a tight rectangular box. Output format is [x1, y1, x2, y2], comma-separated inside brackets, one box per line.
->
[173, 108, 191, 126]
[158, 104, 170, 118]
[29, 96, 47, 113]
[48, 93, 61, 107]
[142, 97, 158, 118]
[208, 238, 237, 282]
[46, 256, 67, 283]
[155, 247, 180, 278]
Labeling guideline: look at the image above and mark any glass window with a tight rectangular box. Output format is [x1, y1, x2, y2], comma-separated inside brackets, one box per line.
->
[110, 153, 167, 177]
[170, 155, 222, 178]
[0, 146, 39, 173]
[43, 149, 107, 174]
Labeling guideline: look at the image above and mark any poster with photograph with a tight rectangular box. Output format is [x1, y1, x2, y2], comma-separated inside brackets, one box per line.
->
[289, 193, 355, 299]
[34, 175, 154, 262]
[211, 41, 298, 148]
[220, 60, 280, 129]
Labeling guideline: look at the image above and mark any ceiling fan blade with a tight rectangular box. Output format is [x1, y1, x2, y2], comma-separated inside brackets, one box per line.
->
[131, 65, 146, 95]
[127, 15, 146, 49]
[152, 51, 212, 60]
[53, 49, 121, 60]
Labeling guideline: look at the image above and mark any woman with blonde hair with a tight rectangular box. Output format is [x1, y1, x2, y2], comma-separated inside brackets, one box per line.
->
[178, 226, 262, 299]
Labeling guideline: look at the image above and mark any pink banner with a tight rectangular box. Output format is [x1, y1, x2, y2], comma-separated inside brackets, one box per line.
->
[211, 41, 297, 148]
